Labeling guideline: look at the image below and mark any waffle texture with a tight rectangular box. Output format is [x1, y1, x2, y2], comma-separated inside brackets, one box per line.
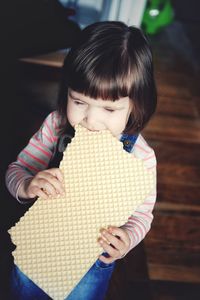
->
[9, 126, 154, 300]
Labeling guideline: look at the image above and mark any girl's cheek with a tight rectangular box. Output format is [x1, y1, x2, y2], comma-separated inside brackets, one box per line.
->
[67, 113, 76, 127]
[71, 111, 85, 126]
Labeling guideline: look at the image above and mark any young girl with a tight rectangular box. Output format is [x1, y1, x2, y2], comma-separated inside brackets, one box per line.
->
[5, 21, 157, 300]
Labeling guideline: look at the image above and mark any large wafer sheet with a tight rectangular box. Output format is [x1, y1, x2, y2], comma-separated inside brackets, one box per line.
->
[9, 126, 154, 299]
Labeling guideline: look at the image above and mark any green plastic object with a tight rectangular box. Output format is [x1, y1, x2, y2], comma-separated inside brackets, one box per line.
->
[142, 0, 174, 35]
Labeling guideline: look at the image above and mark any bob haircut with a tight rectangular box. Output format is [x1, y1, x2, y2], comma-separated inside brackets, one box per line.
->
[58, 21, 157, 135]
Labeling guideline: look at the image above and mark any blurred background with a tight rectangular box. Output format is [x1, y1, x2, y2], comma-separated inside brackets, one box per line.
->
[0, 1, 200, 299]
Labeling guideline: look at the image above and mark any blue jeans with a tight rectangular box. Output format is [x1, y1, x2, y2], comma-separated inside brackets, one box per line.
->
[9, 258, 115, 300]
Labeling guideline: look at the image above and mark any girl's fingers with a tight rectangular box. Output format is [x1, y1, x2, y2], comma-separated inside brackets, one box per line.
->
[28, 186, 49, 200]
[100, 229, 124, 250]
[107, 226, 130, 246]
[37, 172, 65, 195]
[98, 226, 131, 262]
[39, 182, 57, 197]
[24, 168, 65, 200]
[45, 168, 64, 183]
[98, 238, 119, 258]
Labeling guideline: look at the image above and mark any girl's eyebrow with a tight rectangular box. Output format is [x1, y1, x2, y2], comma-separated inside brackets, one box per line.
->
[69, 91, 81, 100]
[69, 92, 87, 103]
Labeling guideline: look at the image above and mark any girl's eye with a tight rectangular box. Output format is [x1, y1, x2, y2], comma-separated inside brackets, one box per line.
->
[74, 100, 85, 106]
[105, 108, 115, 113]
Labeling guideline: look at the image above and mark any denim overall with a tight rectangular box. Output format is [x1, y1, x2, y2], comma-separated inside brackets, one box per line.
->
[8, 130, 138, 300]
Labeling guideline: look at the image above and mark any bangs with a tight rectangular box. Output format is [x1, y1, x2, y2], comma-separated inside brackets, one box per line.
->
[66, 47, 133, 101]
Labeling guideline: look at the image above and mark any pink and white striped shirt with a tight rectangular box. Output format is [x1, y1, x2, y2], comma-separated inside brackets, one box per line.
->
[6, 111, 157, 253]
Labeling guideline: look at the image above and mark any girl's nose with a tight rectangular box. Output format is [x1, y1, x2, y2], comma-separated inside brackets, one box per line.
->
[84, 107, 99, 130]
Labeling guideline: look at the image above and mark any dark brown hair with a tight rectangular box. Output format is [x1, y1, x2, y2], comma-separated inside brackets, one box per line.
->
[58, 21, 157, 135]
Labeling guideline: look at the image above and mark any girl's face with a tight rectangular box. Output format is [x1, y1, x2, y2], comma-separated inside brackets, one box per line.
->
[67, 89, 133, 137]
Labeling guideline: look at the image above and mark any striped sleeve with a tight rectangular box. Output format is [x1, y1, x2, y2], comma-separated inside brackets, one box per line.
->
[121, 134, 157, 252]
[5, 111, 61, 201]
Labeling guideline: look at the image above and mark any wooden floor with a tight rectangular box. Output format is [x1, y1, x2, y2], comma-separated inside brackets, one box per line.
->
[143, 22, 200, 288]
[0, 20, 200, 300]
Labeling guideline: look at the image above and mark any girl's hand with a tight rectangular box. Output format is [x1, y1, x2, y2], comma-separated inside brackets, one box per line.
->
[19, 168, 65, 200]
[98, 226, 131, 263]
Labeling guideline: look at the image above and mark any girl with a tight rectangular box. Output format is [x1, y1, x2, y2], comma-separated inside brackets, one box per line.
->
[5, 21, 157, 300]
